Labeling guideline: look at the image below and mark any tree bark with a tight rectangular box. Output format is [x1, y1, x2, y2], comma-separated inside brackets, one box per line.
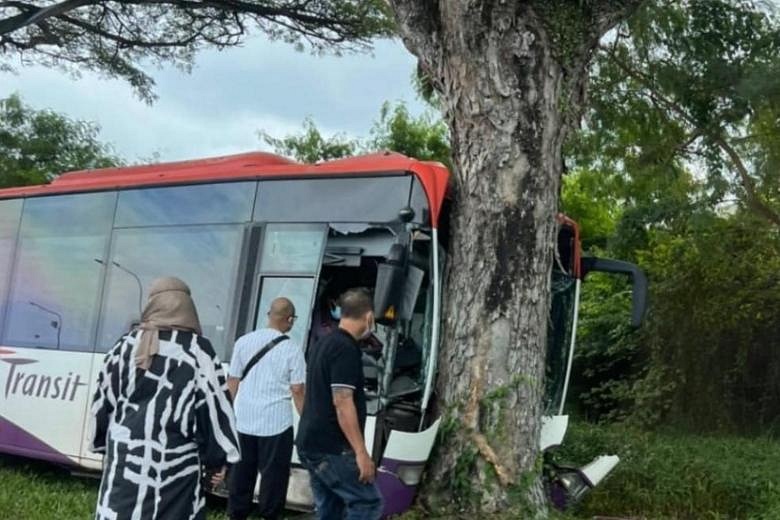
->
[387, 0, 644, 514]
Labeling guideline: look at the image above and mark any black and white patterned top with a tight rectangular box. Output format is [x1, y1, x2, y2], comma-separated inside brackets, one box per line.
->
[89, 329, 240, 520]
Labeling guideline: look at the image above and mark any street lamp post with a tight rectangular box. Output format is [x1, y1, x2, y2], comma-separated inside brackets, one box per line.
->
[94, 259, 144, 317]
[28, 301, 62, 348]
[113, 261, 144, 317]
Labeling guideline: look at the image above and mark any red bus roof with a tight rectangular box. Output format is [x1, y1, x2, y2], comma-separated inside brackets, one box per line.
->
[0, 151, 451, 227]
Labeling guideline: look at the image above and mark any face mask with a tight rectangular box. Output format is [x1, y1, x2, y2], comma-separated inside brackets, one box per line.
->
[330, 305, 342, 321]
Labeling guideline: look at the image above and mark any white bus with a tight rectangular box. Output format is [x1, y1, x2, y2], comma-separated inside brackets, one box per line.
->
[0, 151, 645, 514]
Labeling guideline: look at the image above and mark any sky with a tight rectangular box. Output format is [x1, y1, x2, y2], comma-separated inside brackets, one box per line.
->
[0, 37, 426, 163]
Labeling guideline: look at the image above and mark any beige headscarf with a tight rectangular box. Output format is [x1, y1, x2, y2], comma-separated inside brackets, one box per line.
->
[135, 277, 202, 369]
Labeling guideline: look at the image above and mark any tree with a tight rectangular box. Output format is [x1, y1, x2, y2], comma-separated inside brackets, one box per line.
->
[259, 117, 358, 164]
[566, 164, 780, 434]
[572, 0, 780, 229]
[0, 93, 119, 188]
[561, 0, 780, 435]
[260, 101, 451, 167]
[0, 1, 393, 101]
[383, 1, 645, 514]
[367, 101, 450, 168]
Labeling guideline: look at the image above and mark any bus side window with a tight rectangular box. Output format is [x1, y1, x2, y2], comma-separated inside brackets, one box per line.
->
[3, 193, 115, 351]
[97, 225, 245, 358]
[254, 276, 316, 351]
[0, 200, 22, 341]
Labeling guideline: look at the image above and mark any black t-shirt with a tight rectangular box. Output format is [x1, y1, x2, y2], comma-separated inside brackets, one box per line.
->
[296, 329, 366, 455]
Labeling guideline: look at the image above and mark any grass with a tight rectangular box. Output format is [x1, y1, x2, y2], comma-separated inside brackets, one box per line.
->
[401, 422, 780, 520]
[0, 455, 259, 519]
[554, 422, 780, 520]
[0, 456, 98, 520]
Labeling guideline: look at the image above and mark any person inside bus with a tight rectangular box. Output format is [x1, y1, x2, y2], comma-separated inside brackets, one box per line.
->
[308, 284, 341, 351]
[89, 277, 240, 520]
[310, 284, 383, 360]
[226, 297, 306, 520]
[296, 287, 384, 520]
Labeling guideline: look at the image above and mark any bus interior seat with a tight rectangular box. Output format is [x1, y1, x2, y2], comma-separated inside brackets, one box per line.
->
[388, 375, 421, 399]
[363, 352, 380, 385]
[394, 336, 422, 375]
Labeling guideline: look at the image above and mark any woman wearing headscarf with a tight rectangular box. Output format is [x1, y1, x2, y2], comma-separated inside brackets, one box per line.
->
[89, 277, 240, 520]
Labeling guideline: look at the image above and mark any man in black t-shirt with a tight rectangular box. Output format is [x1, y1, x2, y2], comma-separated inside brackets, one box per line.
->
[296, 288, 383, 520]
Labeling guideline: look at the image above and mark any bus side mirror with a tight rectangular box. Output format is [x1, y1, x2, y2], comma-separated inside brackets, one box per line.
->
[581, 257, 648, 327]
[374, 243, 408, 326]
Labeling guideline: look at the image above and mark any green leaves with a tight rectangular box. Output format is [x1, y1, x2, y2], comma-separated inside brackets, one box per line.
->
[0, 94, 120, 189]
[572, 0, 780, 228]
[368, 102, 450, 168]
[259, 101, 451, 167]
[562, 1, 780, 434]
[258, 117, 357, 164]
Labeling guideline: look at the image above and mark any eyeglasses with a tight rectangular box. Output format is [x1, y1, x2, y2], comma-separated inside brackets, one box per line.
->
[267, 312, 298, 321]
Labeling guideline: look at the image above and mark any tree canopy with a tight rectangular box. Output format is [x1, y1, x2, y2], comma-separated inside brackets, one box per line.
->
[260, 101, 450, 167]
[572, 0, 780, 228]
[0, 1, 394, 101]
[0, 93, 119, 188]
[563, 0, 780, 435]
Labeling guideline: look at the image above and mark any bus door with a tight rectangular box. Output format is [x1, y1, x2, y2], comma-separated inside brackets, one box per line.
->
[239, 223, 328, 352]
[237, 222, 328, 510]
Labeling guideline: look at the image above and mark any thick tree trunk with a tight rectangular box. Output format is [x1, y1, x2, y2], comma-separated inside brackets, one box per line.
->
[429, 8, 564, 513]
[388, 0, 645, 515]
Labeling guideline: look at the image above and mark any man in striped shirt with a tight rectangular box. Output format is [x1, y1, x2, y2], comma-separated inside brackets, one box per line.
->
[226, 297, 306, 520]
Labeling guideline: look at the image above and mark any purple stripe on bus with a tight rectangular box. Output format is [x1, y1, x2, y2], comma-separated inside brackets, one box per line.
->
[0, 415, 75, 466]
[377, 458, 420, 517]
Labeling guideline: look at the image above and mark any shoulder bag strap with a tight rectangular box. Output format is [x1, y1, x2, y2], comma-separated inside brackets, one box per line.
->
[240, 334, 289, 381]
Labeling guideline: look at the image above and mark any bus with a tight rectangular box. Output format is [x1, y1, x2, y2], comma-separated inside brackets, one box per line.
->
[0, 151, 645, 515]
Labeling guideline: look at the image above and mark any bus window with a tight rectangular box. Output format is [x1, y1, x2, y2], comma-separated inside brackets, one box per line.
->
[254, 176, 413, 223]
[3, 193, 116, 351]
[409, 178, 430, 225]
[97, 225, 244, 358]
[260, 224, 327, 273]
[115, 182, 256, 227]
[245, 223, 327, 352]
[255, 277, 316, 350]
[0, 200, 22, 338]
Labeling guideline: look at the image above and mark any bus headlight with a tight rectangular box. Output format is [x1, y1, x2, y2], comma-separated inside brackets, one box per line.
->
[395, 463, 426, 486]
[558, 471, 590, 502]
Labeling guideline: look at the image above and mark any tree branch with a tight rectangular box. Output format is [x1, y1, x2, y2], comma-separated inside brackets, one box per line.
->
[589, 0, 646, 37]
[57, 13, 201, 49]
[386, 0, 438, 65]
[1, 0, 392, 100]
[600, 43, 780, 228]
[714, 135, 780, 228]
[0, 0, 90, 35]
[1, 0, 391, 46]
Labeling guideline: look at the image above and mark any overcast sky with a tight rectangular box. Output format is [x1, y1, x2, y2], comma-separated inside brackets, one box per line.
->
[1, 37, 426, 163]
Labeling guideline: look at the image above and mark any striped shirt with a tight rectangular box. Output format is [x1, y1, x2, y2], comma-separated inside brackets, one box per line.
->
[229, 328, 306, 437]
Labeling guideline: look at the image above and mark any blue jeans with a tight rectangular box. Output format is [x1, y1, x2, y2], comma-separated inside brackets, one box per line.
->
[298, 450, 384, 520]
